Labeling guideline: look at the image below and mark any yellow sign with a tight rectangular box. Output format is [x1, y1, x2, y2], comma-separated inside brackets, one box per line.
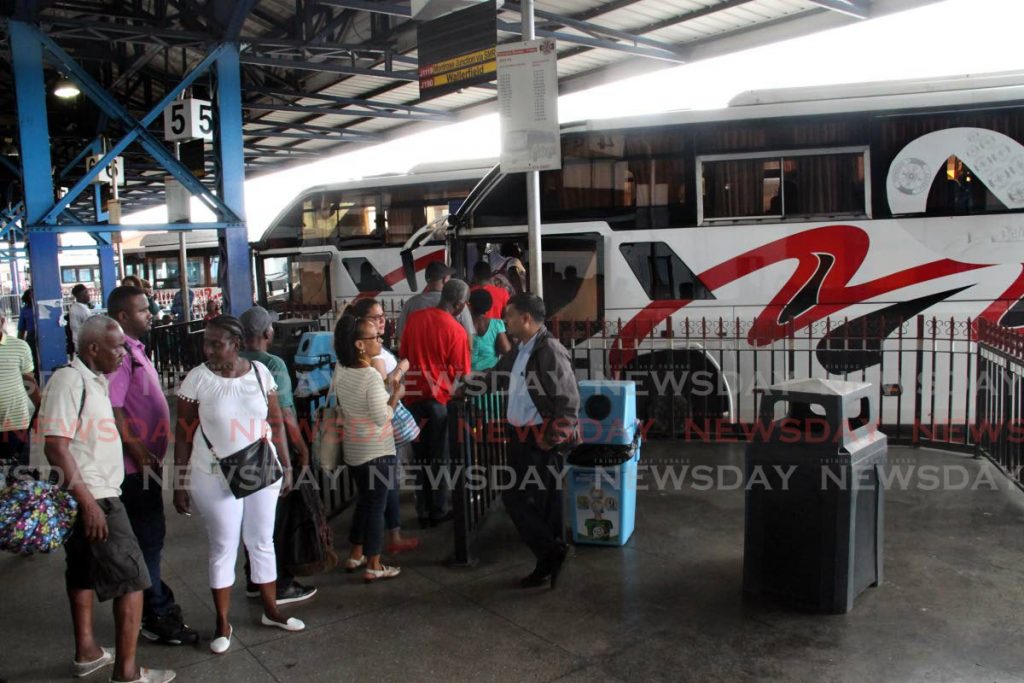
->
[419, 46, 495, 78]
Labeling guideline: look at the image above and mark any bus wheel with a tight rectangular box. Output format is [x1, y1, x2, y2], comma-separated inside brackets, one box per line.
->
[627, 350, 726, 438]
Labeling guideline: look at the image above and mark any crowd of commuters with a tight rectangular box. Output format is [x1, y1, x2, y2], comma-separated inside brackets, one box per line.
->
[3, 249, 582, 678]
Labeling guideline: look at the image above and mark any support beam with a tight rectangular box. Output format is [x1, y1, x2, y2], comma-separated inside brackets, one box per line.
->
[10, 20, 65, 374]
[238, 53, 418, 80]
[495, 20, 689, 63]
[215, 44, 253, 316]
[98, 244, 117, 303]
[804, 0, 870, 19]
[319, 0, 411, 17]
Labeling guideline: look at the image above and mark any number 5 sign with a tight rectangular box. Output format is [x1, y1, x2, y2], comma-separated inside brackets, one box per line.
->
[163, 98, 213, 142]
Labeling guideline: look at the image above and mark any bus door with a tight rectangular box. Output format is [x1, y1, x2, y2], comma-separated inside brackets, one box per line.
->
[461, 231, 605, 334]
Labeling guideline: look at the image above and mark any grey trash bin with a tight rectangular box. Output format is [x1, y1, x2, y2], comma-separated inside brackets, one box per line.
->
[743, 378, 886, 614]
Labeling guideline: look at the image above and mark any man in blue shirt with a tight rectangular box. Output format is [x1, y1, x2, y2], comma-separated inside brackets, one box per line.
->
[476, 294, 581, 589]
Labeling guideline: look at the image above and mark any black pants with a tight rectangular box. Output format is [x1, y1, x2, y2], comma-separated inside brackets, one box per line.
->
[503, 434, 565, 563]
[408, 399, 449, 521]
[120, 472, 177, 619]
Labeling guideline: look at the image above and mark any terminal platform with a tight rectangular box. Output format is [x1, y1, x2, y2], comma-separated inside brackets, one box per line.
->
[1, 443, 1022, 682]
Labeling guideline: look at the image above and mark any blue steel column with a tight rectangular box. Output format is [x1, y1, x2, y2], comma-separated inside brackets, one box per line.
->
[10, 21, 65, 374]
[98, 244, 116, 302]
[215, 44, 252, 316]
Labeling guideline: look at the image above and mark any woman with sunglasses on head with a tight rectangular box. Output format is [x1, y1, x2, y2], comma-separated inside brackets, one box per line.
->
[173, 315, 304, 655]
[347, 299, 419, 554]
[333, 314, 403, 582]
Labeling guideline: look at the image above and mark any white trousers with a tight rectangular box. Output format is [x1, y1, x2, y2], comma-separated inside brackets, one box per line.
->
[190, 467, 282, 590]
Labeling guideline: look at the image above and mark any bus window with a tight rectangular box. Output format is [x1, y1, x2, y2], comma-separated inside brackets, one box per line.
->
[541, 237, 603, 322]
[261, 253, 331, 312]
[926, 155, 1009, 215]
[619, 242, 714, 301]
[700, 148, 867, 223]
[342, 257, 392, 293]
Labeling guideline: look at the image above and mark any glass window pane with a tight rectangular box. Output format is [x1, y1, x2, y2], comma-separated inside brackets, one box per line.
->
[342, 257, 391, 293]
[619, 242, 714, 301]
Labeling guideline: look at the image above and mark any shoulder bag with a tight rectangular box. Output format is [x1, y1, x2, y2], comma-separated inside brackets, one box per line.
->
[200, 365, 283, 498]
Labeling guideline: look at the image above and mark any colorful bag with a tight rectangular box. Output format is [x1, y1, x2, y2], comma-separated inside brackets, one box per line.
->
[392, 401, 420, 446]
[0, 479, 78, 555]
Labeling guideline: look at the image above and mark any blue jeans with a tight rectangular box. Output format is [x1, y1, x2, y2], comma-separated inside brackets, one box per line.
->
[120, 471, 176, 618]
[408, 399, 449, 521]
[349, 456, 397, 557]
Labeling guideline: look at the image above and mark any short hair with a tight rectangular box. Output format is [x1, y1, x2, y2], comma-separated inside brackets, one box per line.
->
[107, 285, 146, 318]
[469, 288, 493, 317]
[71, 284, 87, 296]
[333, 314, 374, 367]
[473, 261, 493, 280]
[205, 315, 245, 346]
[78, 315, 121, 349]
[507, 293, 545, 322]
[21, 289, 31, 306]
[440, 278, 469, 307]
[424, 260, 453, 283]
[121, 275, 142, 288]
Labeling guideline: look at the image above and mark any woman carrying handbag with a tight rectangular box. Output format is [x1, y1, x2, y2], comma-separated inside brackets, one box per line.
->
[172, 316, 305, 655]
[333, 314, 403, 582]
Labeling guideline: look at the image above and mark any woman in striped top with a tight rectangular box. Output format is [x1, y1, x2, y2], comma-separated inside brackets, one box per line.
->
[333, 315, 403, 582]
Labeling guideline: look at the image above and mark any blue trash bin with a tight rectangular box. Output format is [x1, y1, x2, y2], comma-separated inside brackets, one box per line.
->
[568, 380, 640, 546]
[568, 436, 641, 545]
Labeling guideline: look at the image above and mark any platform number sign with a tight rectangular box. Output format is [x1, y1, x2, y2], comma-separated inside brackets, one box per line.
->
[163, 98, 213, 142]
[84, 155, 125, 186]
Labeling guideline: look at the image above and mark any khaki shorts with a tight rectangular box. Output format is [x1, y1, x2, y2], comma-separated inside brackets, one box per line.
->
[65, 497, 151, 601]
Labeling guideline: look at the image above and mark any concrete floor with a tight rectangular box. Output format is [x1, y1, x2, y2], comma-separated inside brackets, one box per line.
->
[2, 443, 1024, 682]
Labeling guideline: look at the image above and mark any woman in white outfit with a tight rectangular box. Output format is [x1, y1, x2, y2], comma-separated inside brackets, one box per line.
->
[173, 315, 305, 654]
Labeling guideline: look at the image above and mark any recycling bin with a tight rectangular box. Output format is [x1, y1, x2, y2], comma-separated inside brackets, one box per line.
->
[294, 331, 336, 404]
[743, 378, 886, 614]
[568, 380, 641, 546]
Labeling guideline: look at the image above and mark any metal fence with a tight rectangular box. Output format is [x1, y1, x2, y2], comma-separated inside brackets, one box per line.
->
[149, 320, 205, 388]
[974, 318, 1024, 490]
[448, 393, 510, 566]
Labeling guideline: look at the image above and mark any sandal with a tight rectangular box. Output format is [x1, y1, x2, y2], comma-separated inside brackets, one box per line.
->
[344, 555, 367, 572]
[363, 564, 401, 583]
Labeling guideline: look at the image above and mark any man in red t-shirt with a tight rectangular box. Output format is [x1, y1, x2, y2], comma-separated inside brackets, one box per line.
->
[400, 279, 471, 527]
[470, 261, 511, 320]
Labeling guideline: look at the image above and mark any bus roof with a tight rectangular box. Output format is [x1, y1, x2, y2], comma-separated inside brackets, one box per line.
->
[123, 230, 219, 254]
[563, 70, 1024, 135]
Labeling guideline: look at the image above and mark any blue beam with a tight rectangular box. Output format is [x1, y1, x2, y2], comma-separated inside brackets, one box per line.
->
[29, 221, 246, 233]
[10, 20, 66, 374]
[31, 28, 240, 224]
[98, 244, 117, 304]
[215, 44, 253, 316]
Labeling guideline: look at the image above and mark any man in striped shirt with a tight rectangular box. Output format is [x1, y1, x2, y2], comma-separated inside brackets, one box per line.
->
[0, 313, 39, 479]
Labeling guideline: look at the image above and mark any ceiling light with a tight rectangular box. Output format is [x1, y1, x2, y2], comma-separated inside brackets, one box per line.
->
[53, 77, 80, 99]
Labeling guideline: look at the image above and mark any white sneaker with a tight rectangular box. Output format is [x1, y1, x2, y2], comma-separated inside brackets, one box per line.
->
[72, 647, 113, 677]
[260, 613, 306, 632]
[110, 667, 176, 683]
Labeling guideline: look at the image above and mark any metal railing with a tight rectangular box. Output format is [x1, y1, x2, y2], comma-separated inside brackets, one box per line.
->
[974, 318, 1024, 489]
[149, 320, 205, 388]
[448, 392, 510, 566]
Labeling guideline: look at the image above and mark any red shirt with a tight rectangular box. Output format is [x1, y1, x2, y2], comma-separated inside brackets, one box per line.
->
[401, 307, 470, 405]
[471, 284, 510, 319]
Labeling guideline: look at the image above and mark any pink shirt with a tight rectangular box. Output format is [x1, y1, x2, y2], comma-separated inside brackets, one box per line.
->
[107, 335, 171, 474]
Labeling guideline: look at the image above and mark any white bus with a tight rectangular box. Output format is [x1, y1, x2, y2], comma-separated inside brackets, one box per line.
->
[252, 159, 495, 316]
[413, 71, 1024, 430]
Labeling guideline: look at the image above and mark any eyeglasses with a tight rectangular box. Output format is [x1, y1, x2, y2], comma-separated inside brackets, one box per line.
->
[358, 334, 384, 341]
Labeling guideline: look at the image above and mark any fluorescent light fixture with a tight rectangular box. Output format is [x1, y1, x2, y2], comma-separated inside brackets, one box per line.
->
[53, 77, 80, 99]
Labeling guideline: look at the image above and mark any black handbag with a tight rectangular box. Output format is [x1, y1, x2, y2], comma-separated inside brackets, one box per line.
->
[199, 366, 283, 499]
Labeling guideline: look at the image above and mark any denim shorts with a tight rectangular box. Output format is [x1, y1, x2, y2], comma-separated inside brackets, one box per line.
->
[65, 497, 152, 601]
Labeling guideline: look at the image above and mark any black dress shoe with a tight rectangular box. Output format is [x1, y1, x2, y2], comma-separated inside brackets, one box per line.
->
[548, 544, 569, 589]
[519, 566, 550, 588]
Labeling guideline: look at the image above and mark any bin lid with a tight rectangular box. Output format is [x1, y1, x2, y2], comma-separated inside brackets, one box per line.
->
[568, 439, 640, 467]
[767, 378, 871, 396]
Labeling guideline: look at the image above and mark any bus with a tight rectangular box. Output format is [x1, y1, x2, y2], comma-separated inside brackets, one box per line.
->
[414, 71, 1024, 430]
[122, 230, 221, 317]
[251, 159, 495, 316]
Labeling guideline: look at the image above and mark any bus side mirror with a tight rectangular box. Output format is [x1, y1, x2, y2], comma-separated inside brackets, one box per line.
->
[401, 249, 417, 291]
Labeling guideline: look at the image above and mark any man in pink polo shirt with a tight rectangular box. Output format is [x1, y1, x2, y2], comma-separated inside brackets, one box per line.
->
[107, 285, 198, 646]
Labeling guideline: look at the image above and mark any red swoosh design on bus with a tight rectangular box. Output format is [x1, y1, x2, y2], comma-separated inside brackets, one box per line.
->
[609, 225, 988, 372]
[355, 248, 445, 299]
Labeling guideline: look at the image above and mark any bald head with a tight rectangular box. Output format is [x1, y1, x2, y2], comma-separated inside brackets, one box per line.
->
[77, 315, 126, 374]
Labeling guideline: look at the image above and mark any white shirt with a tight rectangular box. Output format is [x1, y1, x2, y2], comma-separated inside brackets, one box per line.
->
[39, 358, 123, 499]
[375, 347, 398, 375]
[507, 330, 543, 427]
[178, 362, 278, 474]
[68, 301, 93, 350]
